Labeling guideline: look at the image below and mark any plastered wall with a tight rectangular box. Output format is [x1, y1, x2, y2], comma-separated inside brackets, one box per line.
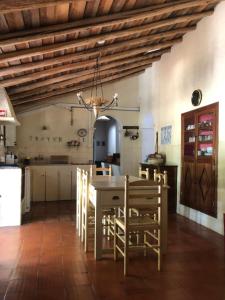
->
[15, 76, 141, 175]
[139, 2, 225, 234]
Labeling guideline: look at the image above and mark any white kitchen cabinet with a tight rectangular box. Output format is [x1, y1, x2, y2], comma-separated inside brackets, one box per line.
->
[0, 167, 21, 227]
[59, 166, 72, 200]
[46, 166, 59, 201]
[5, 125, 16, 147]
[30, 164, 91, 202]
[31, 166, 46, 202]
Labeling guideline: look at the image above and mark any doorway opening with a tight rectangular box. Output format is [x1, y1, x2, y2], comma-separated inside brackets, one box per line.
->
[93, 116, 120, 174]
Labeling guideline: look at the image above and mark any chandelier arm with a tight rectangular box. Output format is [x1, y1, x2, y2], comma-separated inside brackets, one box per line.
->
[100, 98, 117, 112]
[78, 94, 94, 111]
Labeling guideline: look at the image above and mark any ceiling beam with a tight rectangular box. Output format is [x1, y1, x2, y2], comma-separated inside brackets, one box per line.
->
[13, 67, 146, 106]
[2, 50, 163, 88]
[0, 0, 219, 46]
[0, 11, 212, 64]
[9, 38, 180, 95]
[0, 0, 93, 14]
[10, 58, 156, 99]
[0, 26, 194, 77]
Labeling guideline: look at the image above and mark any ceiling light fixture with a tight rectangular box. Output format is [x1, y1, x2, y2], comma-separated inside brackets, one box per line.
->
[97, 40, 105, 45]
[77, 56, 118, 119]
[145, 48, 160, 54]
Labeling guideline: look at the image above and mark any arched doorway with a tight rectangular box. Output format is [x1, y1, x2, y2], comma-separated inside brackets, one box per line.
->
[93, 115, 120, 174]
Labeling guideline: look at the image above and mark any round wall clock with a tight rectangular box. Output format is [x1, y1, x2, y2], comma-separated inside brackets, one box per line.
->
[191, 89, 202, 106]
[77, 128, 87, 137]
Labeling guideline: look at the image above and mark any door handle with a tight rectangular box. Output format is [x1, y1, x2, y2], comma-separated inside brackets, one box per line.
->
[112, 195, 120, 200]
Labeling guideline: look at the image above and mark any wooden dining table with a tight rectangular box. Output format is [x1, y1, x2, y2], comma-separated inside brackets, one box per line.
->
[89, 175, 168, 260]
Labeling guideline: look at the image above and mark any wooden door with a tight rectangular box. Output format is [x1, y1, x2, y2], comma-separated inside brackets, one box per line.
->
[195, 162, 217, 217]
[180, 102, 218, 217]
[180, 161, 196, 208]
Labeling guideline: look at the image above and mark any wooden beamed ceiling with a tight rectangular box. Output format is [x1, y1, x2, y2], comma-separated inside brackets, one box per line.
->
[0, 0, 222, 112]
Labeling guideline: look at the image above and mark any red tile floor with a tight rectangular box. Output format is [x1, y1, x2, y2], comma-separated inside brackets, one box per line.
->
[0, 201, 224, 300]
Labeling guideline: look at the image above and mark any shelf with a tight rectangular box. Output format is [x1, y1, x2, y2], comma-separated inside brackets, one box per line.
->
[185, 129, 195, 132]
[199, 126, 213, 131]
[198, 141, 213, 144]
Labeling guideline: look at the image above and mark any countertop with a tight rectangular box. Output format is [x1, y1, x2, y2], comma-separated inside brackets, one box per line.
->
[0, 163, 21, 168]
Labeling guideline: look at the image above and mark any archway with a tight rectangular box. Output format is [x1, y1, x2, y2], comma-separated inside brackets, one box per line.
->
[93, 115, 120, 174]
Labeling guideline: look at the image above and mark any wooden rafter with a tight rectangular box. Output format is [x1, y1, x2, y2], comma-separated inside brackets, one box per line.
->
[2, 51, 163, 88]
[0, 0, 218, 47]
[0, 26, 194, 78]
[13, 67, 147, 106]
[10, 58, 156, 100]
[0, 11, 212, 64]
[0, 0, 93, 14]
[9, 38, 181, 96]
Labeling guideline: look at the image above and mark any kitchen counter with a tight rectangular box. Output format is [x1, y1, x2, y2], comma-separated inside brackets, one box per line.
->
[26, 162, 93, 166]
[0, 164, 20, 168]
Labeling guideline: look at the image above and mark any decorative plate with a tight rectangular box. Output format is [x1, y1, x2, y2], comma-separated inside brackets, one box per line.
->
[77, 128, 87, 137]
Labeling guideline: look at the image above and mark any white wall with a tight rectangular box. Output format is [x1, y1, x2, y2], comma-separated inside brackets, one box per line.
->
[15, 75, 141, 175]
[139, 2, 225, 234]
[107, 118, 117, 155]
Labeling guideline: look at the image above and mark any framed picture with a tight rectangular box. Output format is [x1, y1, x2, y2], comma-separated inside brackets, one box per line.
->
[161, 125, 172, 144]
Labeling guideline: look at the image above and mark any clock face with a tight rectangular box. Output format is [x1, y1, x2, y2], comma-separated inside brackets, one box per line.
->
[77, 128, 87, 137]
[191, 89, 202, 106]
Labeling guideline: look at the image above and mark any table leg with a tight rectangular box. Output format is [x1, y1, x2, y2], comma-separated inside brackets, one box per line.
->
[161, 187, 168, 254]
[94, 191, 103, 260]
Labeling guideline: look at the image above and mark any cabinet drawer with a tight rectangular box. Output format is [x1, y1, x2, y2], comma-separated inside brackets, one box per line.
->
[100, 190, 124, 207]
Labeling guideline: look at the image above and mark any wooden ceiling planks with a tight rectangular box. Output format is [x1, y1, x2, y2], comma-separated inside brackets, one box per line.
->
[0, 0, 222, 111]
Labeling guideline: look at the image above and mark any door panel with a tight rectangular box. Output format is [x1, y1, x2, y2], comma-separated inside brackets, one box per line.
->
[46, 166, 59, 201]
[196, 162, 217, 216]
[32, 167, 46, 202]
[180, 162, 195, 208]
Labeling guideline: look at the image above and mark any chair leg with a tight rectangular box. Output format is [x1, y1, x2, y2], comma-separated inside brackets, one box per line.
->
[114, 222, 118, 261]
[124, 234, 128, 276]
[84, 212, 88, 252]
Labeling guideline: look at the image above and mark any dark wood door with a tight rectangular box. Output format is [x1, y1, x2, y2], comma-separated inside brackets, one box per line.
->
[195, 162, 217, 217]
[181, 102, 218, 217]
[180, 161, 195, 208]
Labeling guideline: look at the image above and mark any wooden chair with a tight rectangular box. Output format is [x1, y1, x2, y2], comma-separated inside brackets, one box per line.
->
[114, 175, 162, 276]
[81, 170, 95, 252]
[91, 164, 112, 177]
[138, 167, 149, 179]
[76, 167, 82, 237]
[90, 164, 116, 239]
[154, 169, 168, 186]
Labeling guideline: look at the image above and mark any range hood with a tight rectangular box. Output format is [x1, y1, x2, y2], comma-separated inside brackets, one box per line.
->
[0, 88, 20, 126]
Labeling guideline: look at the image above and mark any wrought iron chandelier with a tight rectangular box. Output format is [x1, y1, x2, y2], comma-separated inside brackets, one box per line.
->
[77, 56, 118, 118]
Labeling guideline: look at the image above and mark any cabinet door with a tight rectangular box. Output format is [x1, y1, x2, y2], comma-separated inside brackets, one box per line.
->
[32, 167, 46, 202]
[180, 161, 196, 209]
[0, 169, 21, 227]
[195, 162, 217, 217]
[59, 166, 72, 200]
[45, 166, 59, 201]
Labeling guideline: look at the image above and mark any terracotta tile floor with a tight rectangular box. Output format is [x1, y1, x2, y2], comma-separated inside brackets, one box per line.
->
[0, 201, 224, 300]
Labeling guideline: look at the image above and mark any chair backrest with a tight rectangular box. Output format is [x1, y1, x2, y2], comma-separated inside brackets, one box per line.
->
[124, 175, 162, 226]
[138, 167, 149, 180]
[153, 169, 168, 185]
[82, 170, 89, 207]
[91, 164, 112, 177]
